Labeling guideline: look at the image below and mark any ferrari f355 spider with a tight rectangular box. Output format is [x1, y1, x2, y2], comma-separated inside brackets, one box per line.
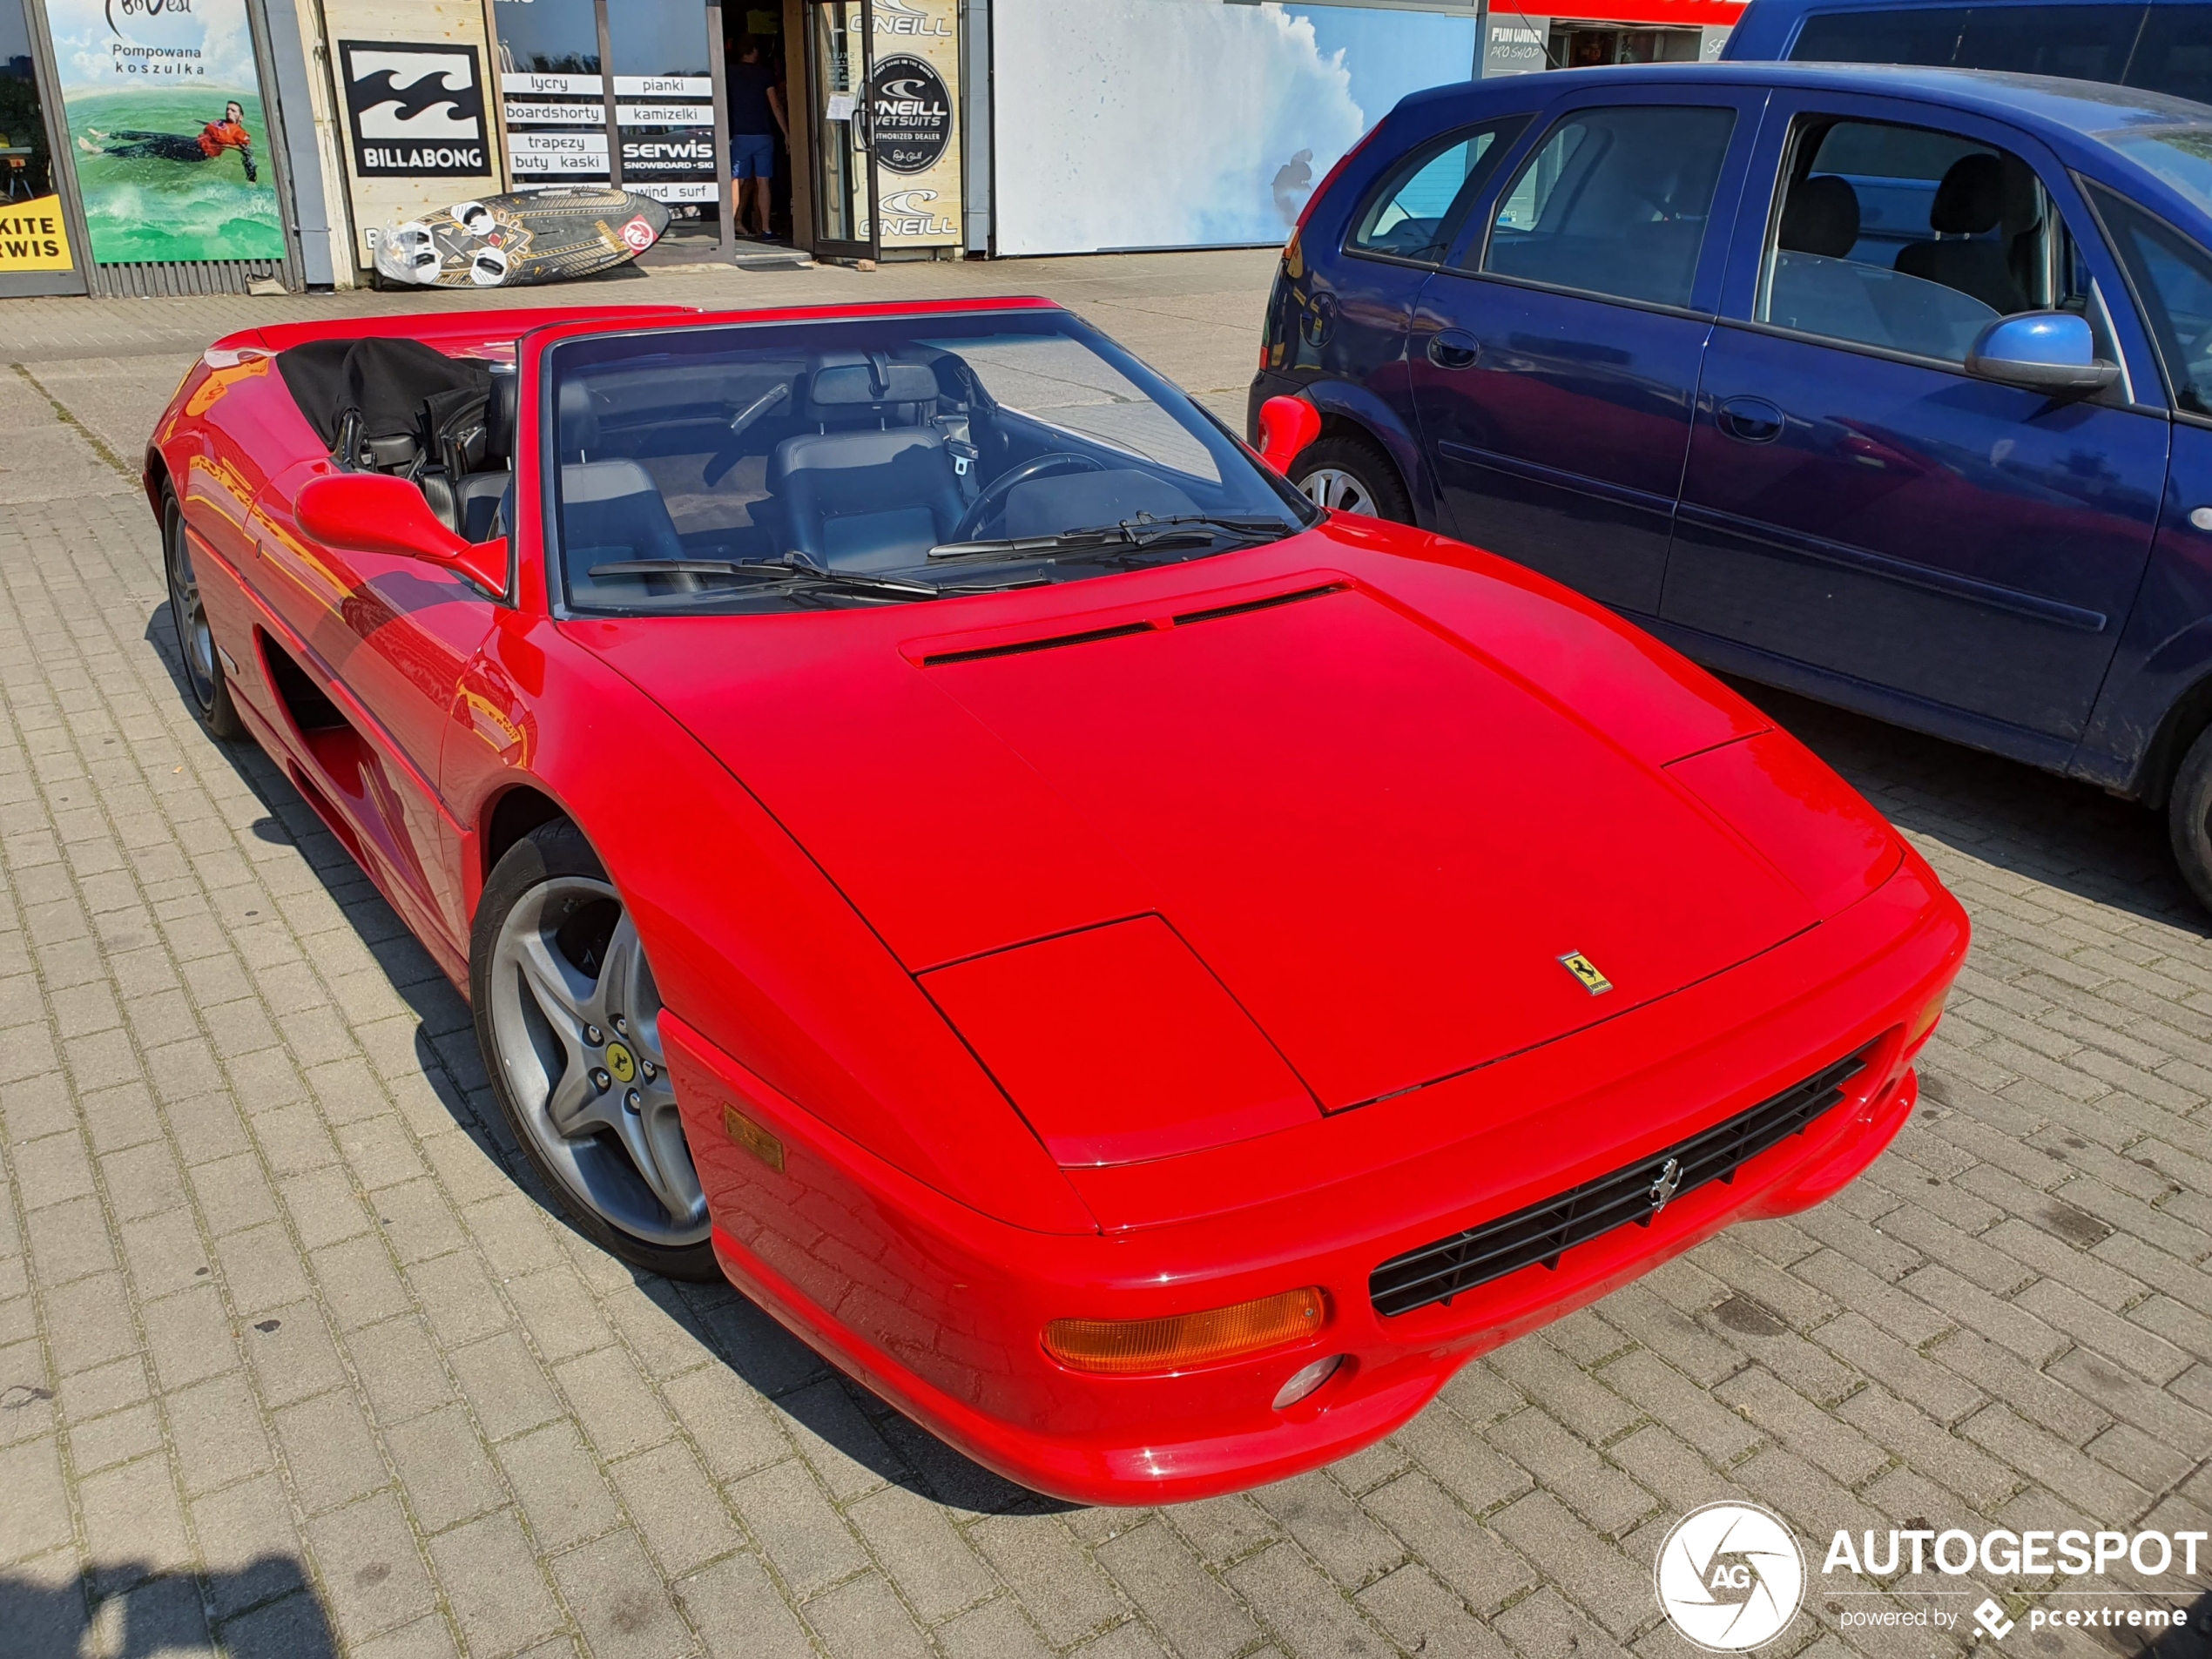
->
[147, 299, 1967, 1504]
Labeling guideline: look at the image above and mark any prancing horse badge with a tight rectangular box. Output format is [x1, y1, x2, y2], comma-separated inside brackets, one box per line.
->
[1557, 951, 1613, 995]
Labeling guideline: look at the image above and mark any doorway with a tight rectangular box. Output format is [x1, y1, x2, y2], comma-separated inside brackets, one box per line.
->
[1548, 23, 1703, 65]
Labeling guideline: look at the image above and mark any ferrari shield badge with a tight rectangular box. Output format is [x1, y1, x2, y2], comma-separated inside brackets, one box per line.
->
[1557, 951, 1613, 995]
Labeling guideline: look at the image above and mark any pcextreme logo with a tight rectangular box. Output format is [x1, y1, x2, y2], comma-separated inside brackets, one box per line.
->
[1656, 1503, 1806, 1651]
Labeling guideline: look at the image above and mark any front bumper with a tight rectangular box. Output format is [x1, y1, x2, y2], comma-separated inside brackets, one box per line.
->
[665, 853, 1966, 1506]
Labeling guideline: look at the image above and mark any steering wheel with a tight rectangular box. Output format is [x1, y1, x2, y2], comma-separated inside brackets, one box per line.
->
[952, 452, 1104, 542]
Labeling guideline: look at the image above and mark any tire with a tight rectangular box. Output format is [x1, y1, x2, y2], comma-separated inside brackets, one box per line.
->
[1291, 435, 1413, 523]
[472, 821, 719, 1280]
[163, 488, 245, 740]
[2169, 722, 2212, 915]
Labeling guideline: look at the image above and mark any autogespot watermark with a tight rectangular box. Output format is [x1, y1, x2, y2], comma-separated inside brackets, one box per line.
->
[1654, 1510, 2205, 1649]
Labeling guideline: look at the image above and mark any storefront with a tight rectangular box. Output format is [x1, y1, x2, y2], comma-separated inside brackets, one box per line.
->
[1, 0, 322, 296]
[1480, 0, 1743, 78]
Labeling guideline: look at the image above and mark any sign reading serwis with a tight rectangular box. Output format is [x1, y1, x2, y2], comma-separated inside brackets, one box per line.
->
[340, 41, 488, 177]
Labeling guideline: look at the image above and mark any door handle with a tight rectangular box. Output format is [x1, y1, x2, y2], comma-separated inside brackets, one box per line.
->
[1716, 395, 1784, 444]
[1426, 330, 1480, 370]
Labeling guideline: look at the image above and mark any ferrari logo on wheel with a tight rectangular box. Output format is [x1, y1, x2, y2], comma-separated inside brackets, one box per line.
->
[1557, 951, 1613, 995]
[604, 1042, 637, 1085]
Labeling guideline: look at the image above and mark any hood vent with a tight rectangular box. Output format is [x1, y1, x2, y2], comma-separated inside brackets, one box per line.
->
[921, 582, 1347, 668]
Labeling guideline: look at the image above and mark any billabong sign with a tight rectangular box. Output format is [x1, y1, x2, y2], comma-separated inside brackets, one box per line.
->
[341, 41, 489, 178]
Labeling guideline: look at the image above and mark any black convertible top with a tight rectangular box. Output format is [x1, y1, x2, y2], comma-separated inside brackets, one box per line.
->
[276, 336, 492, 451]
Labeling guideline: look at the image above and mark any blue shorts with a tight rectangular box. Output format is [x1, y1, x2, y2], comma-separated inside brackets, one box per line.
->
[731, 134, 775, 180]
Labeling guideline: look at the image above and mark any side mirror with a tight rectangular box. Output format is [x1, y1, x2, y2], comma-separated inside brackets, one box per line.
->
[1966, 312, 2120, 396]
[295, 473, 507, 597]
[1256, 395, 1322, 475]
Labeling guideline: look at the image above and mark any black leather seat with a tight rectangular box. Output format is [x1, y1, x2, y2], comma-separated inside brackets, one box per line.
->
[454, 366, 516, 541]
[1894, 154, 2029, 316]
[561, 460, 689, 597]
[766, 354, 964, 569]
[1778, 174, 1861, 259]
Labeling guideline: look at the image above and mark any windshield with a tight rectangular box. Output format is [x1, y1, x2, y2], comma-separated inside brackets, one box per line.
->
[543, 310, 1315, 614]
[2101, 125, 2212, 219]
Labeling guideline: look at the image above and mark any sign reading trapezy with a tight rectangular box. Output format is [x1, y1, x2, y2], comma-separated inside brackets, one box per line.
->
[339, 40, 489, 176]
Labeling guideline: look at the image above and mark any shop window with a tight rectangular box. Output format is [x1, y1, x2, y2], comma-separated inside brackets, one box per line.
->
[1478, 105, 1736, 310]
[1346, 118, 1525, 265]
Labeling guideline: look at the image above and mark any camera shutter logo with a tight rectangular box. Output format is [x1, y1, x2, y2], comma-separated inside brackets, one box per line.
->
[1656, 1502, 1805, 1650]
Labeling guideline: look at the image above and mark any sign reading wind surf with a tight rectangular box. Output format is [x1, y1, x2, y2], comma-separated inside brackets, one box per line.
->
[340, 42, 489, 177]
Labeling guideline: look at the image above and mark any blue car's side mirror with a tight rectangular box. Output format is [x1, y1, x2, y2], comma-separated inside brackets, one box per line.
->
[1966, 311, 2121, 396]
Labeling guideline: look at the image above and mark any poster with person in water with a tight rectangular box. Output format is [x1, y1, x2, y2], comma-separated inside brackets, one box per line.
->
[44, 0, 284, 264]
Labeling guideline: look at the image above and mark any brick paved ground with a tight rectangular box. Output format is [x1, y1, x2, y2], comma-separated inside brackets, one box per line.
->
[2, 256, 2209, 1659]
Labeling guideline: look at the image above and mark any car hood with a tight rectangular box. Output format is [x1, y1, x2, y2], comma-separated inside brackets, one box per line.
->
[581, 542, 1873, 1119]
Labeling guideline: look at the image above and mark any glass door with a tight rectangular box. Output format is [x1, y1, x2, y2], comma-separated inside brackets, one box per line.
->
[0, 0, 84, 296]
[804, 0, 876, 262]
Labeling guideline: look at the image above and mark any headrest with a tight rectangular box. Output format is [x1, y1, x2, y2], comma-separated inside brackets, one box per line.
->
[1778, 174, 1861, 260]
[1930, 153, 2003, 236]
[556, 376, 597, 455]
[563, 459, 659, 505]
[806, 352, 940, 415]
[484, 366, 518, 464]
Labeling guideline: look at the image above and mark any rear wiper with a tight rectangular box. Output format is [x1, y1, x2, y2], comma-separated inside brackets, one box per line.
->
[584, 558, 1036, 599]
[927, 514, 1291, 563]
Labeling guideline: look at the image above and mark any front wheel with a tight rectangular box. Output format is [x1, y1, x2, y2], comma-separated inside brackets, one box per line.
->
[164, 489, 244, 739]
[1290, 435, 1413, 523]
[2170, 723, 2212, 915]
[473, 821, 718, 1279]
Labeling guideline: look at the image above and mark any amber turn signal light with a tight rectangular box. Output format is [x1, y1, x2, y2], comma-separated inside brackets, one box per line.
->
[1043, 1287, 1325, 1376]
[1906, 985, 1950, 1046]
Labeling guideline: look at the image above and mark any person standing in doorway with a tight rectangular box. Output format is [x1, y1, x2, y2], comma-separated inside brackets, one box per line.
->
[726, 36, 786, 239]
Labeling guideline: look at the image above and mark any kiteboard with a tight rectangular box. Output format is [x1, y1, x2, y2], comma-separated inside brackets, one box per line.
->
[373, 188, 671, 289]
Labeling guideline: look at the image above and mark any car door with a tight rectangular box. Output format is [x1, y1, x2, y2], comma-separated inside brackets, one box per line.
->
[2074, 178, 2212, 788]
[1661, 91, 2170, 754]
[250, 460, 496, 955]
[1263, 111, 1528, 512]
[1407, 89, 1766, 617]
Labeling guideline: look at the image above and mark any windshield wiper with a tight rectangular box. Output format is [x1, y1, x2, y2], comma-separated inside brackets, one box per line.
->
[583, 558, 1034, 600]
[927, 514, 1292, 563]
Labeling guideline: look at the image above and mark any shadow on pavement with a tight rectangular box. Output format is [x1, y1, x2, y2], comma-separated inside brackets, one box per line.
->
[1724, 677, 2209, 939]
[0, 1560, 333, 1659]
[144, 599, 1063, 1515]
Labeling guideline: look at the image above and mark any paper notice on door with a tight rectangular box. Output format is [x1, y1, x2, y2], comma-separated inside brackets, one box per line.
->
[826, 91, 856, 122]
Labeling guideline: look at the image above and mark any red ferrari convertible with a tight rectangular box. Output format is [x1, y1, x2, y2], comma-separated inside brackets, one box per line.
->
[148, 299, 1966, 1505]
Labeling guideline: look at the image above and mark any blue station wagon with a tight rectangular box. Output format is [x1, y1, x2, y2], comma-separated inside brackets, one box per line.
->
[1249, 64, 2212, 908]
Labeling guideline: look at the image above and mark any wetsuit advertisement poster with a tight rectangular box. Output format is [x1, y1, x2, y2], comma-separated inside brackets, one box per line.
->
[868, 0, 959, 248]
[39, 0, 283, 264]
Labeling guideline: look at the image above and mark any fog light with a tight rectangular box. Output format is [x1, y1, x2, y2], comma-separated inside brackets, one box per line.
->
[1044, 1287, 1325, 1376]
[1272, 1354, 1345, 1411]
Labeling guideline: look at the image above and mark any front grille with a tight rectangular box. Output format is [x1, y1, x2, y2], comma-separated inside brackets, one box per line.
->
[1369, 1044, 1876, 1318]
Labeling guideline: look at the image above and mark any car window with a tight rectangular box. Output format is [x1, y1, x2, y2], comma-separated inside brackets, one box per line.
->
[1346, 120, 1524, 264]
[1789, 7, 1973, 64]
[1478, 105, 1737, 309]
[2124, 9, 2212, 107]
[543, 312, 1312, 615]
[2087, 184, 2212, 416]
[2098, 125, 2212, 219]
[1758, 117, 2105, 366]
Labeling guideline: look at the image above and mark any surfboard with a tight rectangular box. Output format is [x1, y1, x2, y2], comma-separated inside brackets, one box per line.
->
[373, 188, 671, 288]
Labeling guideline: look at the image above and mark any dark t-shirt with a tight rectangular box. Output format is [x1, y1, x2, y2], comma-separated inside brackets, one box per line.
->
[726, 60, 777, 137]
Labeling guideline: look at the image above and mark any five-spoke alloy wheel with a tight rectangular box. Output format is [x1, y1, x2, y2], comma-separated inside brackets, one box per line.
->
[163, 487, 243, 738]
[474, 821, 717, 1278]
